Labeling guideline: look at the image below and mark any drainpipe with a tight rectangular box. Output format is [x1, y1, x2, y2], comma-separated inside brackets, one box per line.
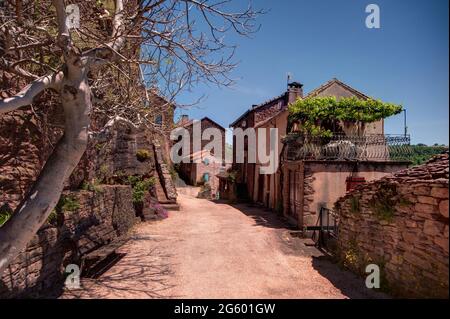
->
[403, 109, 408, 137]
[298, 161, 305, 230]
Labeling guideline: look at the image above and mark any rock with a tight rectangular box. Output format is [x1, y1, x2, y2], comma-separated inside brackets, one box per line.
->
[417, 196, 438, 205]
[414, 203, 436, 214]
[413, 186, 430, 196]
[404, 252, 431, 270]
[434, 237, 449, 254]
[431, 187, 449, 199]
[390, 254, 403, 265]
[402, 232, 417, 243]
[423, 220, 442, 236]
[405, 220, 418, 228]
[439, 200, 448, 218]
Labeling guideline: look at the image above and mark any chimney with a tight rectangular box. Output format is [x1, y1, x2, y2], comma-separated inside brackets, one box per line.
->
[180, 114, 189, 125]
[287, 81, 303, 103]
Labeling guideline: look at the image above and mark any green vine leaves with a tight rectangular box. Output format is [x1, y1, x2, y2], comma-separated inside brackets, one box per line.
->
[288, 96, 403, 137]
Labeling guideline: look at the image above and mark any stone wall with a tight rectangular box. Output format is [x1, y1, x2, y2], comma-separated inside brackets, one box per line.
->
[0, 103, 64, 211]
[0, 185, 138, 298]
[79, 120, 156, 185]
[281, 160, 409, 228]
[334, 152, 449, 298]
[0, 116, 178, 297]
[303, 161, 409, 226]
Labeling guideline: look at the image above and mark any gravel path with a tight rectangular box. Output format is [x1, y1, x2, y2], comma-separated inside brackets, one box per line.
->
[62, 193, 386, 299]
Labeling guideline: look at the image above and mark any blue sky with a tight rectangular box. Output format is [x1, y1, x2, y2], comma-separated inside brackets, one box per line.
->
[175, 0, 449, 145]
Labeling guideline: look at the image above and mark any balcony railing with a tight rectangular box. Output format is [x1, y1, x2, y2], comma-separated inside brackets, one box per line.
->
[283, 133, 411, 161]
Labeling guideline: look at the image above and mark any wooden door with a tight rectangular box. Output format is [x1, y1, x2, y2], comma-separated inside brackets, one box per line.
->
[288, 170, 302, 224]
[257, 173, 264, 203]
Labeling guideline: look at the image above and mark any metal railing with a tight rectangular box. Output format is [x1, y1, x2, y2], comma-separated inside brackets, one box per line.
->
[309, 207, 339, 251]
[283, 133, 411, 161]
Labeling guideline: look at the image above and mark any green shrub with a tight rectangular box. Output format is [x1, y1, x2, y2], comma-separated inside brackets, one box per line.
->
[0, 210, 11, 227]
[341, 239, 363, 272]
[169, 167, 178, 181]
[406, 144, 448, 165]
[81, 179, 104, 193]
[350, 195, 361, 214]
[0, 204, 12, 222]
[127, 175, 141, 186]
[130, 177, 156, 204]
[370, 200, 395, 222]
[47, 210, 58, 224]
[368, 184, 398, 222]
[56, 195, 80, 212]
[288, 96, 403, 137]
[227, 170, 238, 183]
[136, 149, 151, 162]
[95, 142, 105, 151]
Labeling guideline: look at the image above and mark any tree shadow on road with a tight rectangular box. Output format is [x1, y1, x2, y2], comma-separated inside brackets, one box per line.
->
[311, 255, 390, 299]
[62, 247, 180, 299]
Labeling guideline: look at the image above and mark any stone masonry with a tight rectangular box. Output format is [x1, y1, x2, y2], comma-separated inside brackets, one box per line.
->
[334, 152, 449, 298]
[0, 185, 138, 298]
[0, 112, 178, 298]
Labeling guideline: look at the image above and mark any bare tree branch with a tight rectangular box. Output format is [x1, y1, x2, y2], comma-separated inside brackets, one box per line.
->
[0, 72, 62, 114]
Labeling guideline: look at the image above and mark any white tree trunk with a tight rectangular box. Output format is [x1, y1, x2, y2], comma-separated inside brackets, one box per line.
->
[0, 75, 91, 275]
[0, 0, 125, 277]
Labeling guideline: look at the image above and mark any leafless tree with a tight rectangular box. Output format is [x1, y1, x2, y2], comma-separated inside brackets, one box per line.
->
[0, 0, 262, 275]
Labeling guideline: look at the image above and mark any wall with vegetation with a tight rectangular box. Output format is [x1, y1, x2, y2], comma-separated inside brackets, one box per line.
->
[0, 112, 173, 298]
[334, 152, 449, 298]
[0, 186, 138, 298]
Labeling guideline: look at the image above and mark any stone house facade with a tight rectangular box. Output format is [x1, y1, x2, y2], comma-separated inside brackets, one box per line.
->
[176, 116, 226, 196]
[230, 82, 303, 207]
[230, 78, 410, 229]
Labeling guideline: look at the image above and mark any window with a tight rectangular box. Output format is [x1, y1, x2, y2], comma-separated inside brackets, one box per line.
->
[155, 114, 163, 125]
[203, 173, 210, 182]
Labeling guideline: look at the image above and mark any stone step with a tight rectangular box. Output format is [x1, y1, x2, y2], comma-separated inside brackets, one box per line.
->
[162, 203, 180, 211]
[176, 186, 201, 197]
[157, 199, 177, 205]
[142, 212, 164, 221]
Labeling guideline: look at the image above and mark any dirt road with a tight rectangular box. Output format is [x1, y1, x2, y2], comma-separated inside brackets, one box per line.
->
[63, 193, 386, 299]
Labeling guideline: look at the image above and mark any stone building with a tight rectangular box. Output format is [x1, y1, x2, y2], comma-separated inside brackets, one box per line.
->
[176, 115, 227, 196]
[230, 82, 303, 206]
[229, 78, 411, 229]
[334, 151, 449, 298]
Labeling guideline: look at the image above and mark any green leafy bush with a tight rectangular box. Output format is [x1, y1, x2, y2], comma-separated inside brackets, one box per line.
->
[169, 167, 178, 181]
[56, 195, 80, 212]
[127, 175, 141, 186]
[47, 210, 58, 225]
[406, 144, 448, 165]
[288, 96, 403, 137]
[368, 184, 401, 222]
[0, 210, 11, 227]
[227, 170, 238, 183]
[81, 179, 104, 193]
[127, 176, 156, 204]
[350, 195, 361, 214]
[136, 149, 151, 162]
[0, 204, 13, 225]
